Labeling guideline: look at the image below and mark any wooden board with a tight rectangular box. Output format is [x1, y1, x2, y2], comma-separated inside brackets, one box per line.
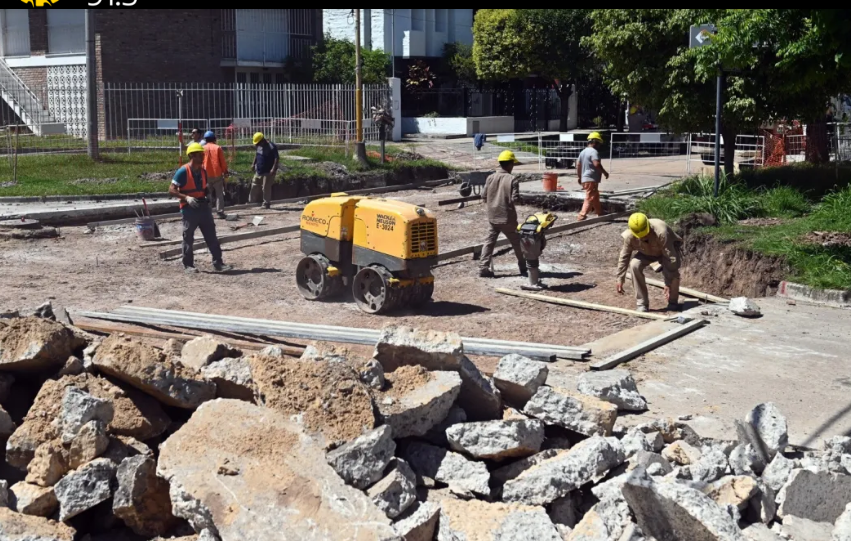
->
[495, 288, 672, 321]
[158, 225, 300, 259]
[590, 319, 707, 370]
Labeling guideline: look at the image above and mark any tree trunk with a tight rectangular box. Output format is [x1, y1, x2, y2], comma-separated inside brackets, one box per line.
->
[722, 126, 737, 178]
[615, 101, 625, 133]
[806, 121, 830, 164]
[555, 84, 573, 133]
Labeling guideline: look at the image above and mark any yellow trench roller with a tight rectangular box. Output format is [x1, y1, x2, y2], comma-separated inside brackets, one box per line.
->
[296, 193, 438, 314]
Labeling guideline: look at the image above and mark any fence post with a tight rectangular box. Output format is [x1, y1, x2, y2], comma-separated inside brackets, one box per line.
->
[538, 132, 542, 171]
[686, 133, 692, 174]
[127, 119, 130, 154]
[609, 132, 614, 174]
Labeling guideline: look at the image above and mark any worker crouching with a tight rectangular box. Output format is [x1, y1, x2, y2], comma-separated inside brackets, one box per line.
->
[518, 212, 557, 291]
[616, 213, 683, 312]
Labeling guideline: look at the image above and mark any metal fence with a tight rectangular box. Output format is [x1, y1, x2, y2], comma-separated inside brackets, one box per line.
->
[686, 134, 765, 174]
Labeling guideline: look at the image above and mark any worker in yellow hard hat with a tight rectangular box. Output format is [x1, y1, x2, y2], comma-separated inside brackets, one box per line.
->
[576, 132, 609, 221]
[168, 142, 232, 273]
[479, 149, 526, 278]
[250, 132, 279, 209]
[616, 212, 683, 312]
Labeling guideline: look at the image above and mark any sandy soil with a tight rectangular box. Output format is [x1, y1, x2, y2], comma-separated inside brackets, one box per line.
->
[0, 185, 673, 354]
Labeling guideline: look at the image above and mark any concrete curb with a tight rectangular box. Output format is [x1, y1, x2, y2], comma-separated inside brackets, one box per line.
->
[777, 281, 851, 309]
[0, 192, 169, 204]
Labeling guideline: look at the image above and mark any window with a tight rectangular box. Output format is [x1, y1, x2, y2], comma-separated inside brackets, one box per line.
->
[276, 73, 286, 84]
[1, 10, 30, 57]
[47, 9, 84, 54]
[411, 9, 424, 31]
[263, 73, 272, 84]
[434, 9, 446, 32]
[236, 72, 247, 83]
[249, 72, 260, 84]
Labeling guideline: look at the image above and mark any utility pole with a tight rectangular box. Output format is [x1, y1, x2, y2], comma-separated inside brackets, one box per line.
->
[713, 69, 724, 197]
[391, 9, 395, 79]
[85, 9, 99, 159]
[353, 9, 368, 165]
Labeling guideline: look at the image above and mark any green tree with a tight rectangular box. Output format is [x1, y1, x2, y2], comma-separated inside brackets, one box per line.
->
[311, 35, 390, 85]
[442, 42, 478, 84]
[473, 9, 594, 131]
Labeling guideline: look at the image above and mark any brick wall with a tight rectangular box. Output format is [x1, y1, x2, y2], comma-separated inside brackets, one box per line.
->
[95, 9, 229, 83]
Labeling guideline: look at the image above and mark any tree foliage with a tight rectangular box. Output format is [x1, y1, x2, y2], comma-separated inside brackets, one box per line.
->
[312, 35, 390, 85]
[442, 42, 478, 84]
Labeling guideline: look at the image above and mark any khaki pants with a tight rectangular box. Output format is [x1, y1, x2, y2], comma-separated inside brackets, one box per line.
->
[578, 182, 603, 219]
[208, 176, 225, 213]
[249, 172, 275, 206]
[480, 222, 525, 271]
[629, 251, 681, 308]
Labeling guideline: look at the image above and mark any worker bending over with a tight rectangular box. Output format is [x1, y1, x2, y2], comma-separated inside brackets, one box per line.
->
[203, 130, 228, 219]
[479, 150, 526, 278]
[576, 132, 609, 221]
[616, 213, 682, 312]
[169, 143, 232, 274]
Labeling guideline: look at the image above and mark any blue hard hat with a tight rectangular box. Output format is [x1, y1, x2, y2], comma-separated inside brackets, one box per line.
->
[203, 130, 214, 140]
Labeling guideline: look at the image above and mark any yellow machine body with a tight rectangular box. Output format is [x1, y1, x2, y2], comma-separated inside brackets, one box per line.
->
[300, 194, 362, 242]
[353, 198, 438, 270]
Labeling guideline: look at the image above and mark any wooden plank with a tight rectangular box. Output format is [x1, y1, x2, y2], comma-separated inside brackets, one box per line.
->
[74, 320, 304, 356]
[158, 225, 300, 259]
[437, 211, 629, 262]
[495, 288, 671, 320]
[590, 319, 707, 370]
[438, 195, 481, 206]
[643, 276, 729, 304]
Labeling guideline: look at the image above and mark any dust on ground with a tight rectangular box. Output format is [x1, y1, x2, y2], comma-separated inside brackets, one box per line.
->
[0, 185, 678, 354]
[383, 365, 432, 397]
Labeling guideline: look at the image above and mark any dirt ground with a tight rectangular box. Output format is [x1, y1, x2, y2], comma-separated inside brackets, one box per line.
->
[0, 185, 674, 355]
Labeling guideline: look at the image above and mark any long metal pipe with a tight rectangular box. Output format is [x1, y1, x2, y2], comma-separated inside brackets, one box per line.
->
[110, 306, 590, 354]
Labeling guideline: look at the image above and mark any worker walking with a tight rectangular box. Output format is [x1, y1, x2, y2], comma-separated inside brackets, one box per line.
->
[576, 132, 609, 221]
[203, 131, 228, 219]
[169, 142, 232, 274]
[250, 132, 279, 209]
[479, 150, 526, 278]
[616, 213, 683, 312]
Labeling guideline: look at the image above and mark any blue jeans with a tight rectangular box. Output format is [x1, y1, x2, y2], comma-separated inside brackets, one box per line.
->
[182, 204, 223, 268]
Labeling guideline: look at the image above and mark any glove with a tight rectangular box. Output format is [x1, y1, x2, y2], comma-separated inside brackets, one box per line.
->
[185, 196, 200, 208]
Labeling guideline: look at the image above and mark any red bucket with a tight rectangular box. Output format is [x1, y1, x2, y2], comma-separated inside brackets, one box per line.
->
[542, 172, 558, 192]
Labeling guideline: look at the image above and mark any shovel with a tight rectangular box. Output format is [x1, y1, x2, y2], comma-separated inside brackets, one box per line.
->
[142, 197, 161, 238]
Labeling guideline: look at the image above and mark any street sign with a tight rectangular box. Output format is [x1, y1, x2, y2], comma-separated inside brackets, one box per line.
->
[689, 24, 717, 48]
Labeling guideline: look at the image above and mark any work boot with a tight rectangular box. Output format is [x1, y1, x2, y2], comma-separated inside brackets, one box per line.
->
[217, 211, 227, 219]
[479, 268, 495, 278]
[665, 302, 682, 312]
[184, 266, 199, 274]
[519, 263, 528, 277]
[263, 203, 271, 210]
[635, 305, 648, 313]
[213, 262, 233, 272]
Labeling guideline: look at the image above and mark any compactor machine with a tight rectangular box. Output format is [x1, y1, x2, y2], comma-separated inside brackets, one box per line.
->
[296, 193, 438, 314]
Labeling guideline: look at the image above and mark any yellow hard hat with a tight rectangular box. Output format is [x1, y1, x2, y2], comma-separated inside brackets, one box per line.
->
[186, 142, 204, 156]
[252, 132, 265, 145]
[628, 213, 651, 238]
[587, 131, 604, 143]
[497, 150, 520, 164]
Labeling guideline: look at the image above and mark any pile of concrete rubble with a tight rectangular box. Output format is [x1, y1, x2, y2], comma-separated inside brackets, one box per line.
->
[0, 305, 849, 540]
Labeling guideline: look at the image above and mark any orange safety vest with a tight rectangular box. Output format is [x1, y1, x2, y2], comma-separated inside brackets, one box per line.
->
[178, 164, 207, 210]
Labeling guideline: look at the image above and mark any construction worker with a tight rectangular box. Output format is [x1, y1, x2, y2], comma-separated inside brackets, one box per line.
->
[616, 213, 683, 312]
[576, 132, 609, 221]
[191, 128, 206, 146]
[479, 150, 526, 278]
[250, 132, 279, 209]
[203, 130, 228, 219]
[169, 142, 232, 274]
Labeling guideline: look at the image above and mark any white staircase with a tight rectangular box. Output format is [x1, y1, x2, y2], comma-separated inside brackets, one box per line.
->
[0, 58, 65, 135]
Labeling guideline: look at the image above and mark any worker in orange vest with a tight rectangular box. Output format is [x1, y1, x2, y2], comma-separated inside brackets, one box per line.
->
[169, 142, 232, 274]
[203, 130, 228, 219]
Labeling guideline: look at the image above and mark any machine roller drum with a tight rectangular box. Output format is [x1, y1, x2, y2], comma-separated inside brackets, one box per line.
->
[296, 254, 342, 300]
[352, 265, 399, 314]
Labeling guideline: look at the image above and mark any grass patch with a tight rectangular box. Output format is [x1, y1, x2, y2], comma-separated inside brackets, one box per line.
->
[0, 144, 449, 197]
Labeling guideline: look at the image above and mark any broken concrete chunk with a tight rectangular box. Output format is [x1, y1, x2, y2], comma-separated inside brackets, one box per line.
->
[833, 502, 851, 541]
[824, 436, 851, 455]
[113, 455, 179, 537]
[491, 449, 561, 486]
[743, 402, 788, 460]
[249, 354, 377, 446]
[401, 440, 491, 497]
[503, 436, 625, 506]
[378, 370, 461, 439]
[393, 501, 439, 541]
[0, 480, 6, 508]
[458, 356, 503, 421]
[777, 469, 851, 523]
[690, 447, 730, 483]
[93, 335, 216, 409]
[729, 297, 761, 317]
[54, 457, 117, 522]
[9, 481, 58, 517]
[564, 506, 609, 540]
[259, 344, 285, 358]
[622, 467, 746, 541]
[493, 354, 549, 407]
[68, 420, 109, 469]
[631, 450, 673, 476]
[0, 317, 81, 372]
[781, 515, 833, 541]
[524, 386, 617, 437]
[367, 458, 417, 519]
[741, 523, 783, 541]
[373, 325, 464, 372]
[180, 335, 241, 372]
[57, 356, 84, 377]
[0, 405, 14, 439]
[662, 440, 702, 466]
[549, 492, 581, 528]
[58, 387, 114, 443]
[423, 405, 467, 447]
[25, 440, 69, 487]
[360, 358, 385, 390]
[0, 506, 76, 540]
[325, 425, 396, 490]
[729, 443, 764, 476]
[438, 498, 561, 541]
[621, 427, 653, 458]
[156, 399, 396, 540]
[576, 369, 647, 412]
[704, 475, 759, 510]
[200, 357, 254, 402]
[747, 478, 776, 524]
[446, 419, 545, 460]
[763, 453, 797, 492]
